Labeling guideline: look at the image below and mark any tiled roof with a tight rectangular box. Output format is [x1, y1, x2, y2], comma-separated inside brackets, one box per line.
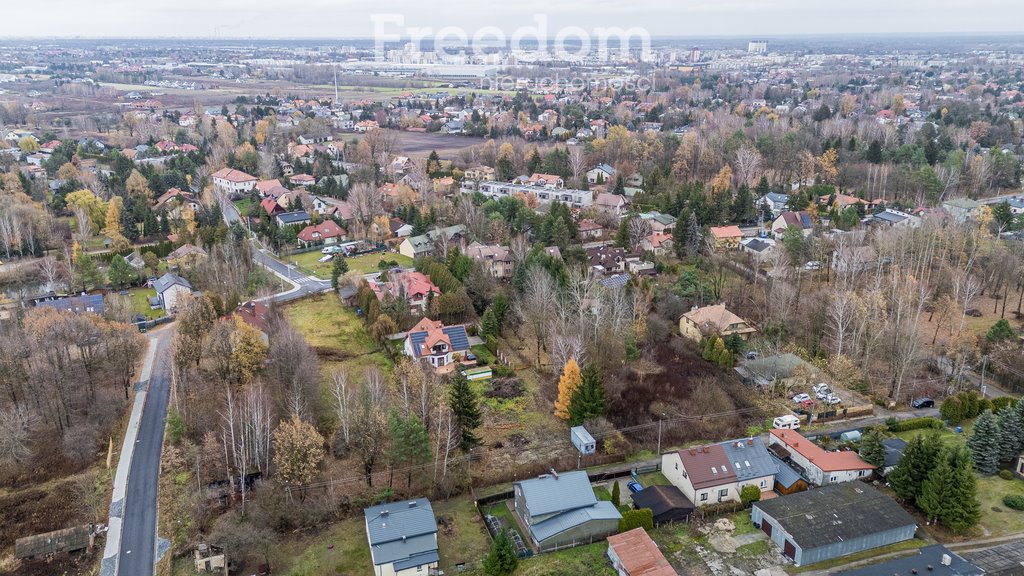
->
[677, 444, 737, 489]
[770, 429, 875, 472]
[211, 167, 256, 183]
[607, 528, 676, 576]
[709, 225, 743, 239]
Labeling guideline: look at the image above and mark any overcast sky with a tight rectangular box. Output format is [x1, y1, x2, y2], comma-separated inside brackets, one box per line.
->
[4, 0, 1024, 39]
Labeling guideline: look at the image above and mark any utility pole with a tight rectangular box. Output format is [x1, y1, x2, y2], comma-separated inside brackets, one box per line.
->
[980, 354, 989, 398]
[656, 413, 665, 455]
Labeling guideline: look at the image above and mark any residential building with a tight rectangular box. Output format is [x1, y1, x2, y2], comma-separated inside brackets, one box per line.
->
[771, 211, 813, 239]
[751, 483, 917, 567]
[374, 270, 441, 314]
[233, 301, 272, 343]
[678, 304, 757, 342]
[297, 221, 346, 248]
[166, 244, 208, 268]
[768, 429, 875, 486]
[757, 193, 790, 216]
[402, 318, 471, 372]
[661, 437, 777, 507]
[35, 294, 105, 315]
[154, 273, 193, 313]
[577, 219, 605, 239]
[638, 211, 676, 234]
[463, 166, 495, 182]
[640, 233, 673, 256]
[211, 168, 257, 195]
[594, 193, 629, 219]
[606, 528, 675, 576]
[768, 454, 810, 495]
[881, 438, 908, 476]
[276, 210, 311, 228]
[943, 198, 982, 223]
[154, 187, 200, 215]
[289, 173, 315, 187]
[364, 498, 438, 576]
[1006, 196, 1024, 215]
[587, 163, 616, 185]
[708, 225, 743, 250]
[871, 208, 921, 228]
[389, 218, 413, 238]
[741, 237, 775, 259]
[587, 245, 629, 275]
[834, 545, 983, 576]
[464, 180, 592, 208]
[465, 242, 514, 279]
[398, 225, 467, 259]
[513, 470, 621, 551]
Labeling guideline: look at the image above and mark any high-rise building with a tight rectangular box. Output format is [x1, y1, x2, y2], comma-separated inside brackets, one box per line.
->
[690, 46, 700, 63]
[747, 40, 768, 54]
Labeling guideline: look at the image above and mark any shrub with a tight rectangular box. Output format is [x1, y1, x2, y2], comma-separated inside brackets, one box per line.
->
[740, 484, 761, 506]
[998, 469, 1014, 481]
[1003, 495, 1024, 511]
[887, 417, 943, 433]
[493, 364, 515, 378]
[991, 397, 1017, 413]
[618, 508, 654, 533]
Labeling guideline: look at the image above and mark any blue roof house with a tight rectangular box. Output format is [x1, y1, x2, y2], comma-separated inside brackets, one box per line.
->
[513, 470, 621, 552]
[364, 498, 439, 576]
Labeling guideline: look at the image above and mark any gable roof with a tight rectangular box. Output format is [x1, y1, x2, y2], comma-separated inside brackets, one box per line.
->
[154, 273, 192, 295]
[211, 167, 256, 183]
[768, 454, 805, 489]
[514, 470, 597, 517]
[36, 294, 105, 315]
[770, 429, 875, 472]
[681, 304, 753, 335]
[364, 498, 438, 567]
[676, 444, 737, 489]
[630, 485, 695, 517]
[777, 211, 812, 230]
[276, 210, 311, 225]
[709, 225, 743, 239]
[594, 192, 626, 208]
[753, 483, 916, 551]
[298, 220, 345, 242]
[406, 320, 470, 358]
[719, 437, 778, 481]
[607, 528, 676, 576]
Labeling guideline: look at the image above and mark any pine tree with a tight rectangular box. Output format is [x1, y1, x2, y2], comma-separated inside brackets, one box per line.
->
[554, 358, 583, 420]
[448, 372, 482, 452]
[568, 364, 607, 426]
[482, 530, 518, 576]
[888, 433, 942, 503]
[967, 409, 1001, 475]
[108, 254, 135, 289]
[858, 428, 886, 468]
[613, 174, 625, 195]
[331, 256, 348, 290]
[481, 307, 499, 339]
[611, 481, 621, 507]
[944, 446, 982, 533]
[996, 406, 1023, 463]
[918, 448, 955, 523]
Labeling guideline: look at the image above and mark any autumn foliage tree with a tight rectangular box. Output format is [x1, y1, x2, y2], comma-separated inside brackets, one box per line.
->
[554, 358, 582, 420]
[272, 413, 325, 486]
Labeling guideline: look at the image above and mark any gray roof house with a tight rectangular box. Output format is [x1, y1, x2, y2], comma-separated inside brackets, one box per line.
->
[35, 294, 105, 315]
[399, 225, 467, 259]
[364, 498, 439, 575]
[513, 470, 621, 552]
[751, 482, 917, 567]
[154, 273, 193, 312]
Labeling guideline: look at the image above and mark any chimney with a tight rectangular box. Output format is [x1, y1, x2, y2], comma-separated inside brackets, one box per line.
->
[550, 468, 559, 479]
[927, 566, 933, 571]
[703, 446, 710, 454]
[747, 438, 754, 446]
[689, 448, 697, 456]
[941, 555, 952, 566]
[409, 501, 418, 508]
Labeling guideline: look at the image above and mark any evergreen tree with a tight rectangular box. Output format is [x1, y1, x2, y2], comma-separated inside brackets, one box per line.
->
[731, 184, 754, 223]
[386, 412, 432, 490]
[73, 250, 105, 292]
[918, 448, 955, 524]
[967, 409, 1001, 475]
[888, 433, 942, 503]
[685, 212, 702, 257]
[567, 364, 607, 426]
[866, 140, 883, 163]
[331, 256, 349, 290]
[481, 307, 499, 340]
[448, 372, 482, 452]
[858, 428, 886, 468]
[554, 358, 583, 420]
[482, 530, 518, 576]
[996, 406, 1023, 463]
[755, 175, 770, 198]
[812, 104, 832, 122]
[944, 446, 982, 533]
[986, 319, 1016, 343]
[108, 254, 136, 289]
[613, 174, 625, 195]
[611, 480, 621, 507]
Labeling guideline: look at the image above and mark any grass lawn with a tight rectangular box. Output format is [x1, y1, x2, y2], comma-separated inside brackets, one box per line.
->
[976, 474, 1024, 537]
[737, 539, 770, 556]
[790, 538, 926, 573]
[471, 344, 497, 365]
[635, 470, 672, 487]
[290, 250, 336, 279]
[127, 287, 162, 320]
[282, 294, 390, 375]
[515, 542, 615, 576]
[434, 497, 492, 573]
[732, 511, 758, 536]
[233, 197, 253, 216]
[289, 250, 414, 280]
[894, 422, 972, 447]
[273, 515, 373, 576]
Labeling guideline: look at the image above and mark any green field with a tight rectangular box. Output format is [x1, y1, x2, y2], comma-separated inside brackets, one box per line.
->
[281, 293, 390, 375]
[515, 542, 615, 576]
[128, 287, 163, 320]
[290, 250, 413, 279]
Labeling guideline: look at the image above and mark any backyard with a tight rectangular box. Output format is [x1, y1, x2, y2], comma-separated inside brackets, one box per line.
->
[127, 287, 163, 320]
[289, 250, 412, 279]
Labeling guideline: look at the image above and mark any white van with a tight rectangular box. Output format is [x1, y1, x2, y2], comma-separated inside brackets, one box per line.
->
[773, 415, 801, 430]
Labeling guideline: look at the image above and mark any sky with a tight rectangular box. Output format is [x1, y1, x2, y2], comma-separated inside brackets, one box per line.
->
[4, 0, 1024, 39]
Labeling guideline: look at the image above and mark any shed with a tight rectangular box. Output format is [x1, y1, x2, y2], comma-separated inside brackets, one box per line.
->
[630, 485, 694, 525]
[839, 430, 862, 443]
[751, 482, 917, 567]
[15, 525, 94, 560]
[571, 426, 596, 455]
[768, 454, 809, 495]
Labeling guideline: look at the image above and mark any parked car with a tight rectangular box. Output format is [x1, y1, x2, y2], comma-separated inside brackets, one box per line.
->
[825, 395, 842, 405]
[792, 393, 811, 403]
[799, 399, 815, 409]
[627, 481, 643, 494]
[804, 260, 822, 271]
[746, 350, 760, 360]
[773, 415, 802, 430]
[911, 397, 935, 409]
[816, 388, 832, 400]
[322, 245, 344, 254]
[812, 383, 830, 393]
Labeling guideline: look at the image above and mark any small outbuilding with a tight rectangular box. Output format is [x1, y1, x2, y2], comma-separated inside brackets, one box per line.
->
[751, 482, 916, 567]
[629, 485, 694, 525]
[571, 426, 596, 455]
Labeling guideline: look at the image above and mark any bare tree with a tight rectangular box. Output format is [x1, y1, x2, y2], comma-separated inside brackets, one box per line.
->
[515, 266, 559, 368]
[734, 146, 762, 189]
[0, 405, 33, 465]
[330, 369, 352, 446]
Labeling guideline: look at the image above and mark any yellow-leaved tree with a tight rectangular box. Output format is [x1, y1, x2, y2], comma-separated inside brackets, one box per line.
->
[230, 316, 268, 384]
[554, 358, 582, 420]
[272, 414, 325, 486]
[104, 196, 122, 238]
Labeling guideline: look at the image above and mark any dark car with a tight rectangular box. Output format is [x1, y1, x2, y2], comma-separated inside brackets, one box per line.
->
[911, 398, 935, 409]
[627, 481, 643, 494]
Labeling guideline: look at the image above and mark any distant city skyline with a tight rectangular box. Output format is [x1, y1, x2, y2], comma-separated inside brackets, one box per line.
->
[3, 0, 1024, 40]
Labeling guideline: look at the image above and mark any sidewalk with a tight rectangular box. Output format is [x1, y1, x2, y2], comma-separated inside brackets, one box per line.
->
[100, 333, 160, 576]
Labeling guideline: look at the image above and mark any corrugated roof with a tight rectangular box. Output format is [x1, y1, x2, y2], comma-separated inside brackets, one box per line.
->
[768, 454, 805, 489]
[753, 483, 915, 550]
[607, 528, 676, 576]
[364, 498, 437, 566]
[514, 470, 596, 517]
[529, 500, 621, 542]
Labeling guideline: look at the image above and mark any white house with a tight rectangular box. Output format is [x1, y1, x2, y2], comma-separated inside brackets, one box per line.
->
[768, 429, 875, 486]
[587, 163, 616, 185]
[364, 498, 438, 576]
[661, 438, 777, 507]
[211, 168, 257, 196]
[402, 318, 471, 371]
[153, 273, 193, 313]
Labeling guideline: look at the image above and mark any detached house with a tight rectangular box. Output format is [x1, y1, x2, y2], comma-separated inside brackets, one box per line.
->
[154, 273, 193, 313]
[640, 233, 673, 256]
[211, 168, 257, 196]
[402, 318, 471, 372]
[771, 211, 813, 239]
[513, 470, 621, 552]
[587, 163, 616, 185]
[465, 242, 514, 279]
[364, 498, 439, 576]
[297, 221, 346, 248]
[661, 437, 778, 507]
[708, 226, 743, 250]
[594, 193, 629, 220]
[679, 304, 756, 342]
[398, 225, 467, 259]
[638, 211, 676, 234]
[768, 429, 875, 486]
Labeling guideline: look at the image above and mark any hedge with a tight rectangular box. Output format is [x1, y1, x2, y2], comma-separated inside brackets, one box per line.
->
[886, 417, 943, 433]
[618, 508, 654, 533]
[1003, 495, 1024, 511]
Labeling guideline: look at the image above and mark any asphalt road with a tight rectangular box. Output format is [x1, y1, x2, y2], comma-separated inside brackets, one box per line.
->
[116, 329, 173, 576]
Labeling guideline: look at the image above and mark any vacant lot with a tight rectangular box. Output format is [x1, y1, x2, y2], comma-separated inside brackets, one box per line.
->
[282, 294, 390, 376]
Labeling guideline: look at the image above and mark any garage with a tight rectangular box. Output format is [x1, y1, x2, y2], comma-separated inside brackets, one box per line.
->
[761, 521, 772, 537]
[784, 540, 796, 560]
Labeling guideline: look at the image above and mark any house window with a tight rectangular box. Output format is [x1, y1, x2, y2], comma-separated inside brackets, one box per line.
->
[700, 493, 708, 502]
[718, 489, 728, 499]
[830, 476, 837, 483]
[858, 470, 865, 477]
[674, 463, 678, 470]
[760, 480, 766, 488]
